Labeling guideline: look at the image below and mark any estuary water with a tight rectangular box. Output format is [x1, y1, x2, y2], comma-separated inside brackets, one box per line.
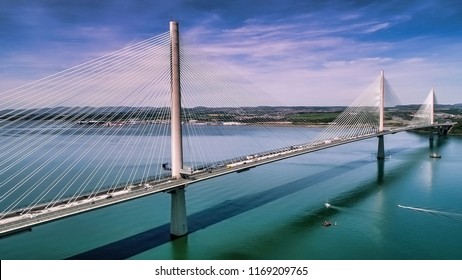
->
[1, 124, 462, 260]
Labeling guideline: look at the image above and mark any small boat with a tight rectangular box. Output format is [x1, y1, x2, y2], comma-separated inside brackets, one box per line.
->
[323, 220, 332, 227]
[429, 153, 441, 159]
[325, 202, 331, 208]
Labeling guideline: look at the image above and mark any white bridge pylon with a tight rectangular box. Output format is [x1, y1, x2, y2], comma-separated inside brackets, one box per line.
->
[313, 71, 438, 145]
[310, 70, 438, 159]
[311, 70, 390, 145]
[409, 88, 436, 126]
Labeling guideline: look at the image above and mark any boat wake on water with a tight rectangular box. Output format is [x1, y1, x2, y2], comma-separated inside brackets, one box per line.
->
[398, 205, 462, 222]
[324, 202, 381, 220]
[333, 205, 381, 218]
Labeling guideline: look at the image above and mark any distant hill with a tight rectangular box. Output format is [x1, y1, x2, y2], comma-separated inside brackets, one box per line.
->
[1, 105, 461, 127]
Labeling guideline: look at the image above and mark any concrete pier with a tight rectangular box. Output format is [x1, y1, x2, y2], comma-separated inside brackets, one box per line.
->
[170, 187, 188, 237]
[377, 135, 385, 160]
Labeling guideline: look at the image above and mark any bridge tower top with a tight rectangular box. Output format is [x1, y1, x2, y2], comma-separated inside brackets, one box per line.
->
[379, 70, 385, 132]
[430, 88, 435, 125]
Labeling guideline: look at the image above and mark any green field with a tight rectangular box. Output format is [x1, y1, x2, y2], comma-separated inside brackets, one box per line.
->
[285, 112, 340, 124]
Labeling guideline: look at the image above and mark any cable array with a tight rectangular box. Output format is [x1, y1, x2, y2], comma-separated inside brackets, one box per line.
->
[310, 74, 383, 144]
[409, 89, 435, 126]
[0, 28, 434, 219]
[0, 32, 173, 217]
[177, 35, 320, 169]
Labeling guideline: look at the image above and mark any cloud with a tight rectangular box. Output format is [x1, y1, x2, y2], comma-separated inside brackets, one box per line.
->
[363, 22, 390, 33]
[1, 0, 461, 106]
[178, 7, 370, 105]
[180, 10, 462, 105]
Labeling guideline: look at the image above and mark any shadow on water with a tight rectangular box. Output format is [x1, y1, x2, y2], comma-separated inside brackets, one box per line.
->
[324, 136, 451, 214]
[213, 147, 440, 259]
[68, 145, 428, 260]
[68, 157, 375, 259]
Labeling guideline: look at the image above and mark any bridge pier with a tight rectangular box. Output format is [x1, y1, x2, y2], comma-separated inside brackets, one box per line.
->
[429, 127, 435, 149]
[377, 135, 385, 160]
[170, 187, 188, 237]
[437, 125, 451, 136]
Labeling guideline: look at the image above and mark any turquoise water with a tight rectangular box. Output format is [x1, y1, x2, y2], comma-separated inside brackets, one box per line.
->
[1, 127, 461, 260]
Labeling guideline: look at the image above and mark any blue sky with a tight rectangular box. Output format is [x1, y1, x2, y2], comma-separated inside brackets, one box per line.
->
[1, 0, 461, 106]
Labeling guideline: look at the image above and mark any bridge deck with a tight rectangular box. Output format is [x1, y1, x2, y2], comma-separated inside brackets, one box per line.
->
[0, 123, 454, 237]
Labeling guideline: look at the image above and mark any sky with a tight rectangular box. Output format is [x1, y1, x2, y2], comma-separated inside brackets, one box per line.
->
[1, 0, 461, 106]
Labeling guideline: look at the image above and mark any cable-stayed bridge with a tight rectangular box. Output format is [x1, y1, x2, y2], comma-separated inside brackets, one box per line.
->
[0, 21, 454, 237]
